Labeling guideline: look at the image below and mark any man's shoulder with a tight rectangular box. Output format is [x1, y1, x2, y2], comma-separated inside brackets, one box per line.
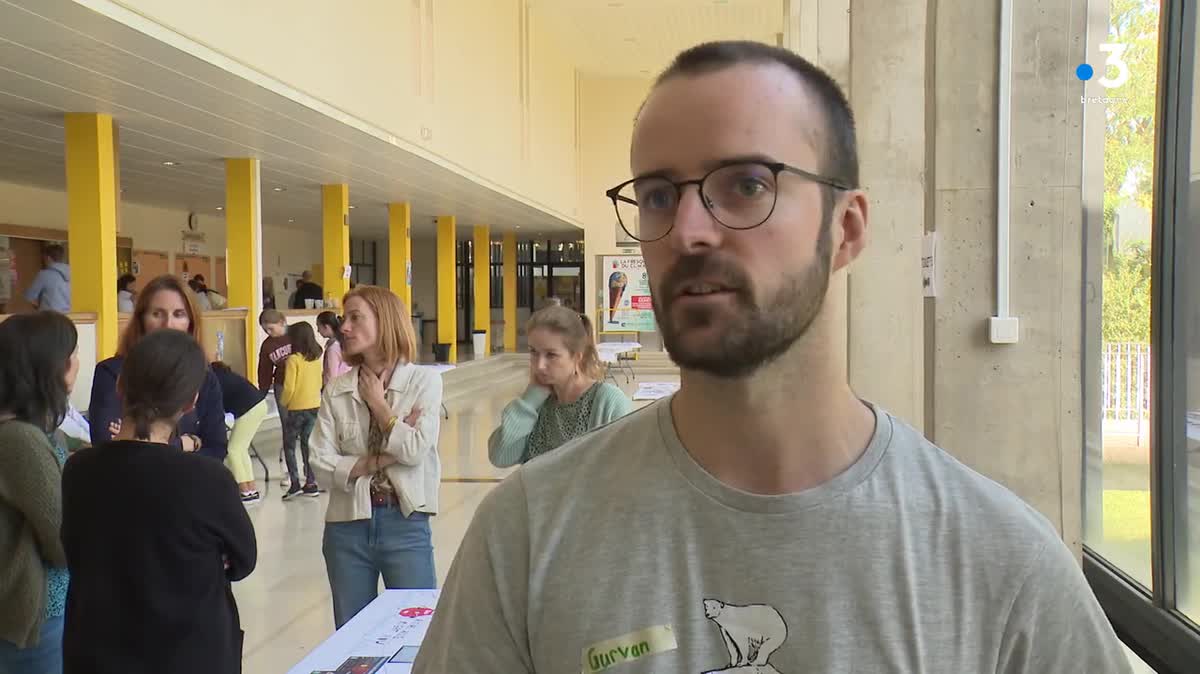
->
[882, 411, 1064, 549]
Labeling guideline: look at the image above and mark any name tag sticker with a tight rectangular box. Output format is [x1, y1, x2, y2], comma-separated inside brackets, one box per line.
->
[582, 624, 678, 673]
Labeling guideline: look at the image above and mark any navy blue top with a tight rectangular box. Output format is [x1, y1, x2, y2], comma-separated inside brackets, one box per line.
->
[212, 366, 266, 419]
[88, 356, 228, 461]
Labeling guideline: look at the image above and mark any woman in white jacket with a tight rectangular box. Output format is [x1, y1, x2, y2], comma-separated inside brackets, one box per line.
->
[309, 285, 443, 628]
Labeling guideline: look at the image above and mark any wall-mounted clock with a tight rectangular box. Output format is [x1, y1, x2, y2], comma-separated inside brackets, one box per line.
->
[187, 212, 199, 231]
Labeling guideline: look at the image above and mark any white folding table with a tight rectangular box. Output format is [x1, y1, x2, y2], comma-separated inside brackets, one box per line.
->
[287, 589, 440, 674]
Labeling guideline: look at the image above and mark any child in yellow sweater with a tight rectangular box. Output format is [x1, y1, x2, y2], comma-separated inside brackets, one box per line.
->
[279, 322, 324, 500]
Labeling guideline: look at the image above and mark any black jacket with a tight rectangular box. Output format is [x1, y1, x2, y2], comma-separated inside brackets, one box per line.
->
[88, 356, 228, 460]
[291, 281, 324, 309]
[212, 366, 267, 419]
[61, 440, 256, 674]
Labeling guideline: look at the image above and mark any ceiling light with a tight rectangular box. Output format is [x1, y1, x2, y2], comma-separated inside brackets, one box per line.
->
[216, 206, 223, 211]
[515, 225, 521, 229]
[161, 161, 178, 167]
[288, 218, 295, 223]
[272, 186, 286, 192]
[349, 205, 356, 209]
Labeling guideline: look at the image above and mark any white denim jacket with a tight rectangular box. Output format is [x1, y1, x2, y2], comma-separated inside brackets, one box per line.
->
[309, 363, 443, 521]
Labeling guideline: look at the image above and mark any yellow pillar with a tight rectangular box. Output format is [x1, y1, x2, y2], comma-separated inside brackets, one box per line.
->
[436, 216, 457, 363]
[503, 232, 518, 352]
[225, 158, 262, 377]
[473, 225, 491, 356]
[389, 203, 412, 309]
[65, 113, 119, 358]
[322, 185, 350, 303]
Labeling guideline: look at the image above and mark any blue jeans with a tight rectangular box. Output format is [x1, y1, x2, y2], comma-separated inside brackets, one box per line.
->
[322, 507, 436, 628]
[0, 614, 63, 674]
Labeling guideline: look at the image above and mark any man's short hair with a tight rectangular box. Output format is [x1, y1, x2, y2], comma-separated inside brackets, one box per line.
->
[259, 309, 286, 327]
[44, 244, 65, 263]
[301, 270, 313, 281]
[652, 40, 859, 190]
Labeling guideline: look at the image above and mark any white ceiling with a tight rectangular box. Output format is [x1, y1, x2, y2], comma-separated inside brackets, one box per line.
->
[533, 0, 784, 77]
[0, 0, 583, 239]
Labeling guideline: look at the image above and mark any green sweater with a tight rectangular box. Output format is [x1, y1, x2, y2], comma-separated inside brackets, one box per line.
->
[0, 420, 67, 649]
[488, 382, 632, 467]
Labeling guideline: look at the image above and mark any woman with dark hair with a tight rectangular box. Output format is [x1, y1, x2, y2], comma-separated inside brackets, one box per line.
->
[310, 286, 443, 628]
[116, 274, 136, 313]
[278, 322, 324, 500]
[488, 305, 631, 467]
[88, 274, 227, 460]
[317, 310, 351, 387]
[62, 329, 256, 674]
[0, 312, 79, 673]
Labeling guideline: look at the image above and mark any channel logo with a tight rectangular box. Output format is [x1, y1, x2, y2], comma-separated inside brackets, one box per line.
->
[1076, 43, 1130, 89]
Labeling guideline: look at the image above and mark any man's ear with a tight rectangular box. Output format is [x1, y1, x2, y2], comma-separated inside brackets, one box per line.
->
[831, 190, 869, 273]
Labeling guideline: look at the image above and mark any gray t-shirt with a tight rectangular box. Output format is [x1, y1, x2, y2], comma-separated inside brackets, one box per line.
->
[415, 400, 1130, 674]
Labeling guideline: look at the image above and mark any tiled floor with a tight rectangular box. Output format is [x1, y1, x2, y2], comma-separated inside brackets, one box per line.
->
[234, 372, 1152, 674]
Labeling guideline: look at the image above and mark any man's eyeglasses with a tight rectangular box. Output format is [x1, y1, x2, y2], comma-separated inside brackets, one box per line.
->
[605, 160, 852, 243]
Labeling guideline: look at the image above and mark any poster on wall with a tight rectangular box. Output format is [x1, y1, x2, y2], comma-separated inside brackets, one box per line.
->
[601, 255, 656, 332]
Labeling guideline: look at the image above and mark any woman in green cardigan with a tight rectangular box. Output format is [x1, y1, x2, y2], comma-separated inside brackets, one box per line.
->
[0, 311, 79, 674]
[489, 306, 632, 467]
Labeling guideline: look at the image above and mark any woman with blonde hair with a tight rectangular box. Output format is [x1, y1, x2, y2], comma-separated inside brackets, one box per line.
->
[88, 274, 227, 460]
[310, 285, 443, 628]
[488, 306, 631, 467]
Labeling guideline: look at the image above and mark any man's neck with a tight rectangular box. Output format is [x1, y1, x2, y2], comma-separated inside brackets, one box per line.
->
[670, 316, 875, 496]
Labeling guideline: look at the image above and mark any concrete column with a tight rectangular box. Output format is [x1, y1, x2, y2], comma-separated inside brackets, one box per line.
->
[321, 184, 350, 302]
[503, 232, 518, 352]
[389, 202, 413, 309]
[847, 0, 927, 430]
[437, 216, 457, 363]
[930, 0, 1086, 546]
[473, 225, 491, 355]
[224, 158, 262, 377]
[64, 113, 119, 358]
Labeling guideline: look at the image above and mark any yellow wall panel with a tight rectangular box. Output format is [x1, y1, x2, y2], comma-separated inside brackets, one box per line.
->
[577, 75, 652, 323]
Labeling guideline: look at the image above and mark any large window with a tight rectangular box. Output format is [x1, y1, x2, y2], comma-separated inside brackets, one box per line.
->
[1083, 0, 1160, 592]
[349, 238, 377, 286]
[1083, 1, 1200, 670]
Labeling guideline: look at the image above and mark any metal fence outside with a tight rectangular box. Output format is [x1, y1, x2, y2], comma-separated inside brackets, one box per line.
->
[1103, 342, 1151, 423]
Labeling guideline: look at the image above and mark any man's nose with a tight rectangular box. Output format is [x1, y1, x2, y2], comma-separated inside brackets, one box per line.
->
[668, 185, 723, 254]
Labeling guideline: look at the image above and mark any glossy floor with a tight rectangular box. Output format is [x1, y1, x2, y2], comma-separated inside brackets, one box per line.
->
[231, 373, 1152, 674]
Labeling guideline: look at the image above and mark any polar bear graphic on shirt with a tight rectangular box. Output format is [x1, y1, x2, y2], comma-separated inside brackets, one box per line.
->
[702, 598, 788, 674]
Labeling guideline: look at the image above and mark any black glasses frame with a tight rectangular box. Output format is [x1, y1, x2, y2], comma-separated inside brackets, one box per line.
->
[604, 160, 854, 243]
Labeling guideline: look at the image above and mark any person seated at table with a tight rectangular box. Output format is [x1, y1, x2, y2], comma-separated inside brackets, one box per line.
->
[88, 274, 228, 460]
[61, 329, 257, 674]
[488, 306, 631, 467]
[211, 362, 269, 504]
[116, 273, 136, 313]
[309, 285, 443, 629]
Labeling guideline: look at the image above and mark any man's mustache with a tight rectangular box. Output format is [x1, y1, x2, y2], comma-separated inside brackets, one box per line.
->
[658, 254, 753, 304]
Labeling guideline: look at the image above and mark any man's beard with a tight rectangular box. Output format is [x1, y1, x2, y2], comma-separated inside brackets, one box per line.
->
[653, 203, 833, 379]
